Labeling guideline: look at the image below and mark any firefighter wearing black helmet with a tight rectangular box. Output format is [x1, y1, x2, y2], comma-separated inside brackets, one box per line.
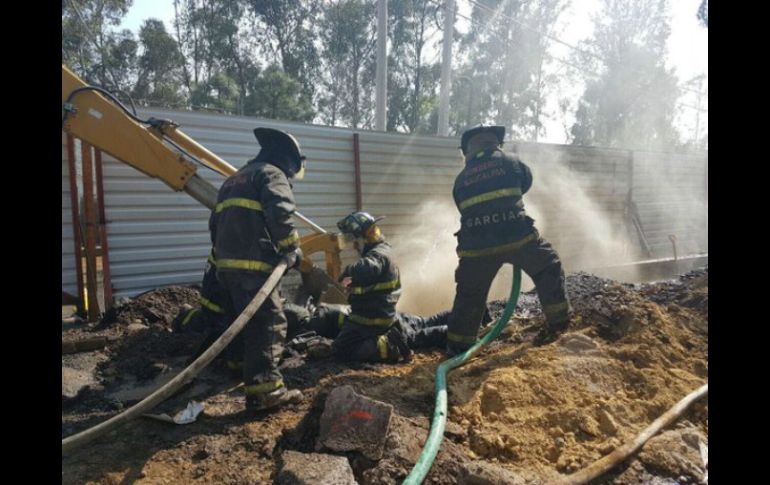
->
[171, 248, 252, 372]
[331, 211, 414, 363]
[446, 126, 571, 355]
[209, 127, 306, 412]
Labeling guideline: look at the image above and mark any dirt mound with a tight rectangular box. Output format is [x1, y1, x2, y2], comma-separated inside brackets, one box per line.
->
[443, 272, 707, 483]
[100, 326, 205, 380]
[641, 267, 708, 317]
[98, 285, 201, 328]
[62, 269, 708, 485]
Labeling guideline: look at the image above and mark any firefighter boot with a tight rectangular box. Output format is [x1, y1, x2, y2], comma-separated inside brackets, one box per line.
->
[533, 319, 569, 346]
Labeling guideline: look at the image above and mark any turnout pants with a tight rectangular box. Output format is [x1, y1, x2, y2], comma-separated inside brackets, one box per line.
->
[217, 272, 288, 396]
[399, 311, 449, 349]
[447, 231, 569, 352]
[332, 311, 450, 363]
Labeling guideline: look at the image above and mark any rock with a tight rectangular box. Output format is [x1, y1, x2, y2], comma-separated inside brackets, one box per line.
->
[459, 461, 526, 485]
[138, 362, 169, 381]
[274, 451, 358, 485]
[127, 323, 147, 333]
[639, 427, 707, 479]
[360, 414, 471, 484]
[446, 420, 468, 441]
[596, 407, 619, 435]
[559, 333, 599, 353]
[318, 385, 393, 460]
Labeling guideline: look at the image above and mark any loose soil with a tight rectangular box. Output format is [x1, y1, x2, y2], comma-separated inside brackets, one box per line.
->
[62, 268, 708, 485]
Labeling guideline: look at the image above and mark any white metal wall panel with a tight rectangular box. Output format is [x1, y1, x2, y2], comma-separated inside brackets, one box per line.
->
[62, 132, 78, 296]
[103, 108, 358, 298]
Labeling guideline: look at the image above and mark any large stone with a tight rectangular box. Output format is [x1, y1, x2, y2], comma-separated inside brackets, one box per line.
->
[639, 427, 707, 479]
[318, 385, 393, 460]
[274, 451, 358, 485]
[359, 415, 471, 485]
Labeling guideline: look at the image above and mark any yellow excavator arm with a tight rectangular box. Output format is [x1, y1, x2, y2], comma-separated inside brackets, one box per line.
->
[62, 64, 343, 285]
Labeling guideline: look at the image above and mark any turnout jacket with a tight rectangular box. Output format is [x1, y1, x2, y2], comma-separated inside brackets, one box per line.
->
[453, 148, 535, 258]
[209, 160, 300, 275]
[342, 241, 401, 328]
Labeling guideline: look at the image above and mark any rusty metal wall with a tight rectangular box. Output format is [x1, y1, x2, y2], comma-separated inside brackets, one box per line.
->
[62, 133, 79, 296]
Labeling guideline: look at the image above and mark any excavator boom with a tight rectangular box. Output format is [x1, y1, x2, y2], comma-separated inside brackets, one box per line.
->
[62, 64, 344, 292]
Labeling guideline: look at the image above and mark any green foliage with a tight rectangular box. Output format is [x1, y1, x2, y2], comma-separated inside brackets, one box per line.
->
[132, 19, 186, 107]
[386, 0, 441, 133]
[247, 65, 315, 122]
[697, 0, 707, 27]
[61, 0, 133, 88]
[318, 0, 377, 128]
[61, 0, 696, 144]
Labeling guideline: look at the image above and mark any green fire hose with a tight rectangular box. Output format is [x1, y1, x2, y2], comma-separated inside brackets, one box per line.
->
[403, 267, 523, 484]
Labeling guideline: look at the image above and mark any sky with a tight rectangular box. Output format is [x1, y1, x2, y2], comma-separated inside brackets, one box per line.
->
[116, 0, 707, 144]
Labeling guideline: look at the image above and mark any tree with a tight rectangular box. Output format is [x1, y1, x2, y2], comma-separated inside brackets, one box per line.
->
[449, 0, 567, 138]
[318, 0, 377, 128]
[62, 0, 133, 88]
[246, 65, 315, 122]
[246, 0, 321, 99]
[570, 0, 681, 150]
[132, 19, 186, 108]
[386, 0, 442, 133]
[697, 0, 707, 27]
[173, 0, 254, 113]
[99, 29, 138, 94]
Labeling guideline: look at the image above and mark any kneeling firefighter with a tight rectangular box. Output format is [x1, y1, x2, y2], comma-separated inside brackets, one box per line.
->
[330, 212, 415, 363]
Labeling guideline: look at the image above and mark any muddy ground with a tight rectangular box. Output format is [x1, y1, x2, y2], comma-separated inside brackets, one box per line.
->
[62, 268, 708, 484]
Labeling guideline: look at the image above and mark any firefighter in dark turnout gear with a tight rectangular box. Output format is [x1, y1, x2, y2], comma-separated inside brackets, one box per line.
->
[331, 212, 414, 363]
[172, 249, 228, 335]
[171, 248, 254, 372]
[446, 126, 570, 355]
[209, 127, 305, 412]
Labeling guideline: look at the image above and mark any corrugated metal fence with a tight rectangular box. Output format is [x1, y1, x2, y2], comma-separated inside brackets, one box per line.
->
[99, 109, 359, 298]
[61, 108, 707, 300]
